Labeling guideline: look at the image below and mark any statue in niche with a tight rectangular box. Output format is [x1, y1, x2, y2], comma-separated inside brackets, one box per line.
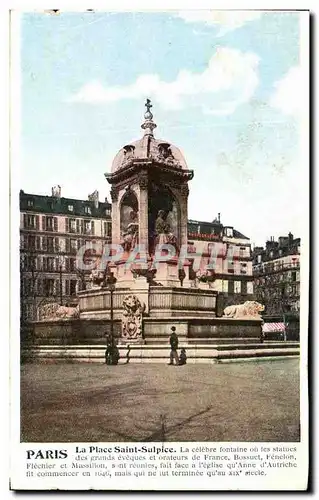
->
[121, 210, 139, 252]
[154, 209, 178, 251]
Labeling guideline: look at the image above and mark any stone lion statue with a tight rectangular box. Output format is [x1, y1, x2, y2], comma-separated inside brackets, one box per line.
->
[38, 303, 79, 321]
[223, 301, 264, 319]
[122, 294, 145, 340]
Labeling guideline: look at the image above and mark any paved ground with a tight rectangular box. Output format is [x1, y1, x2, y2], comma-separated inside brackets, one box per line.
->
[20, 359, 300, 442]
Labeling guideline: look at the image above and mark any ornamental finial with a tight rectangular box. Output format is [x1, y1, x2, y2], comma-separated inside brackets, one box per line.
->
[144, 98, 153, 120]
[141, 98, 157, 136]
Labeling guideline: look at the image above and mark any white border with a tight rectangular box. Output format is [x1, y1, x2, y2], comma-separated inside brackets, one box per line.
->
[5, 4, 312, 496]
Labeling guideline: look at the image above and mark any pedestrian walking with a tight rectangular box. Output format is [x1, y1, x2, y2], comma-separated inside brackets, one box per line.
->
[168, 326, 179, 365]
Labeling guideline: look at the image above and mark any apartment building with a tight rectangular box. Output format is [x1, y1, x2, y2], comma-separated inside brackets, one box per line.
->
[20, 187, 112, 321]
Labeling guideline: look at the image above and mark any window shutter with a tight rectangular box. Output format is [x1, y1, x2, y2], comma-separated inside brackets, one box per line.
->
[228, 280, 234, 294]
[36, 215, 40, 230]
[23, 214, 27, 229]
[76, 219, 80, 233]
[91, 220, 95, 235]
[36, 236, 40, 250]
[65, 217, 69, 233]
[65, 239, 70, 253]
[42, 216, 46, 231]
[54, 237, 59, 252]
[54, 217, 58, 232]
[42, 237, 47, 251]
[81, 219, 84, 234]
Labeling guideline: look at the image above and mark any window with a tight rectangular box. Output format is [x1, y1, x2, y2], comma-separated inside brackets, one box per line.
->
[43, 216, 57, 232]
[68, 205, 74, 212]
[105, 208, 111, 217]
[47, 237, 54, 252]
[46, 217, 54, 230]
[47, 201, 53, 210]
[42, 257, 55, 272]
[25, 255, 37, 271]
[84, 206, 91, 215]
[241, 281, 247, 295]
[27, 215, 36, 228]
[44, 279, 55, 296]
[70, 280, 77, 296]
[70, 239, 77, 254]
[104, 221, 112, 237]
[291, 271, 297, 282]
[225, 227, 233, 238]
[84, 220, 94, 235]
[228, 280, 234, 294]
[27, 235, 36, 250]
[69, 219, 76, 233]
[27, 199, 34, 207]
[70, 258, 76, 272]
[222, 281, 228, 293]
[257, 255, 262, 264]
[234, 281, 241, 293]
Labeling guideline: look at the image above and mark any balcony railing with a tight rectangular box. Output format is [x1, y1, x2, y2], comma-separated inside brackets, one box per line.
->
[254, 263, 300, 276]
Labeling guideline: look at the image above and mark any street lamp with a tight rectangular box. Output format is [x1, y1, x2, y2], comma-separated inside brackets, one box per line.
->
[59, 264, 63, 306]
[104, 272, 117, 364]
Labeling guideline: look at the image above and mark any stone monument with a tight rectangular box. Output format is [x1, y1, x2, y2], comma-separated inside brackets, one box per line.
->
[30, 101, 262, 350]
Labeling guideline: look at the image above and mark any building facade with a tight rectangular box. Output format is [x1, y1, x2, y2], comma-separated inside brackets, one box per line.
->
[20, 187, 112, 322]
[187, 217, 254, 309]
[252, 233, 300, 332]
[20, 188, 254, 321]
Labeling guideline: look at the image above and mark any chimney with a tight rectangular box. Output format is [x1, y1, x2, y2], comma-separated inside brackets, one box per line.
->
[218, 212, 221, 223]
[51, 185, 61, 198]
[88, 190, 99, 209]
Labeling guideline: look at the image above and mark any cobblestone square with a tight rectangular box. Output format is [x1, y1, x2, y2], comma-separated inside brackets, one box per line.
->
[20, 359, 300, 443]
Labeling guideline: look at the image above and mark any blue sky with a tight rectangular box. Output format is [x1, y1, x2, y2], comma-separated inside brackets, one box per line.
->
[20, 11, 304, 245]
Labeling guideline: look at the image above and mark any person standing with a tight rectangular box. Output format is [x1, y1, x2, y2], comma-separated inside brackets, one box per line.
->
[168, 327, 179, 365]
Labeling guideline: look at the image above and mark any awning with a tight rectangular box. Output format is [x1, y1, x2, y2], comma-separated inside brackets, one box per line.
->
[262, 322, 286, 333]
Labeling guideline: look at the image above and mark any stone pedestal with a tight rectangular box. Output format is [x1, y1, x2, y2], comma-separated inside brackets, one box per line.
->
[154, 258, 181, 287]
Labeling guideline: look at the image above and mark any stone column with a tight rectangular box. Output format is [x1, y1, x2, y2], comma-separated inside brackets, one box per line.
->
[179, 184, 189, 248]
[110, 186, 120, 245]
[137, 171, 149, 255]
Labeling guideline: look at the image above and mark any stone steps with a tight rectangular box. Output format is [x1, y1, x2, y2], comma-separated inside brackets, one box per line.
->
[22, 342, 300, 364]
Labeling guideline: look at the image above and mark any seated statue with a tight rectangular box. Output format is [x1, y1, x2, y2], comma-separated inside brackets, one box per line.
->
[154, 210, 178, 250]
[121, 210, 139, 252]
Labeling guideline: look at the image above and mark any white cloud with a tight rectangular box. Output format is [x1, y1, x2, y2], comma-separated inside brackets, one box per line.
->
[69, 47, 259, 116]
[270, 66, 302, 116]
[175, 11, 262, 37]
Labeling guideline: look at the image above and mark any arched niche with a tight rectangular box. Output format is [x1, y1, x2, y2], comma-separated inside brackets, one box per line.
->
[120, 190, 139, 248]
[148, 182, 180, 251]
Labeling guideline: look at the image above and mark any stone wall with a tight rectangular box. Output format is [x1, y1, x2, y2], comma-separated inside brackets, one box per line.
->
[22, 315, 262, 350]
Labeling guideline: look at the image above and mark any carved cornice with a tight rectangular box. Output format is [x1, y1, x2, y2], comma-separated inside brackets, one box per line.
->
[105, 160, 194, 186]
